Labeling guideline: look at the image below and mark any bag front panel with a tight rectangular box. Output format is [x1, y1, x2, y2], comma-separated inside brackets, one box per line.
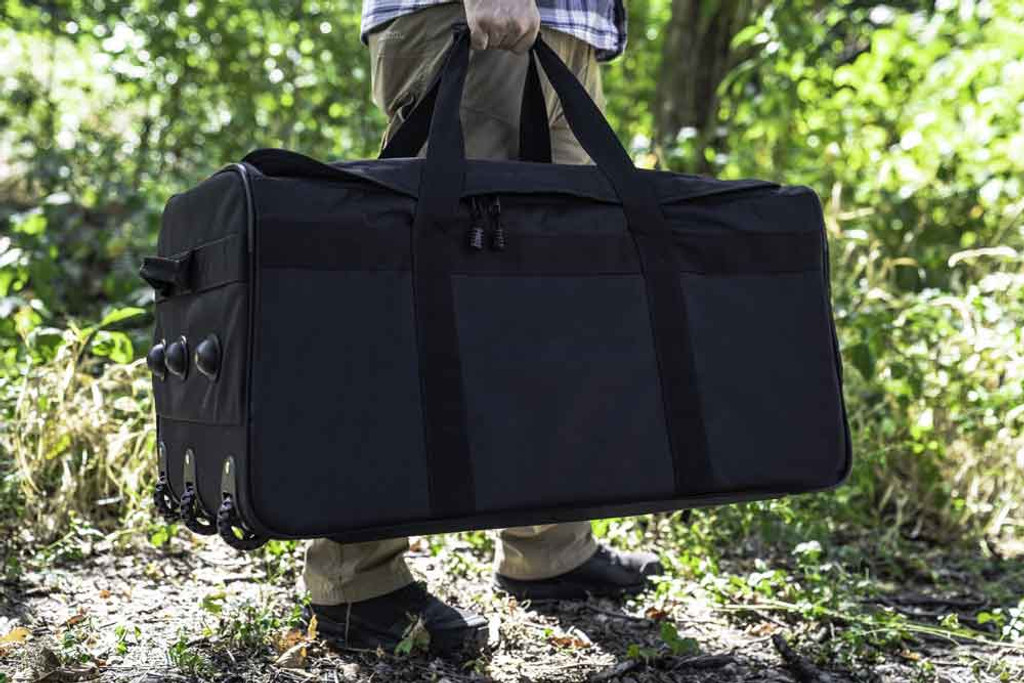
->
[453, 274, 676, 512]
[241, 170, 847, 538]
[682, 270, 848, 492]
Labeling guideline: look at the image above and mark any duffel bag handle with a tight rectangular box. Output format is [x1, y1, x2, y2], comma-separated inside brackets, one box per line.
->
[139, 253, 193, 297]
[416, 25, 668, 249]
[378, 24, 551, 163]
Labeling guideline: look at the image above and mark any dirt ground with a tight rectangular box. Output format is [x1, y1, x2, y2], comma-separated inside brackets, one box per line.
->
[2, 530, 1022, 683]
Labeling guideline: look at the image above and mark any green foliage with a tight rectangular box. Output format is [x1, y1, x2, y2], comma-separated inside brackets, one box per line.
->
[0, 0, 1020, 566]
[659, 621, 700, 656]
[114, 623, 142, 655]
[705, 0, 1024, 539]
[0, 313, 155, 539]
[395, 617, 431, 656]
[218, 601, 281, 652]
[0, 0, 379, 371]
[167, 629, 211, 677]
[612, 507, 1024, 667]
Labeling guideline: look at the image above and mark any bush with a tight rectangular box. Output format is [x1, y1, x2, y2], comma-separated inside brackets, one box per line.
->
[0, 310, 155, 540]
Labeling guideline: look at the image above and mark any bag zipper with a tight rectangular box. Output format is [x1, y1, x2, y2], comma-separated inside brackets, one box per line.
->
[468, 196, 486, 251]
[488, 196, 506, 251]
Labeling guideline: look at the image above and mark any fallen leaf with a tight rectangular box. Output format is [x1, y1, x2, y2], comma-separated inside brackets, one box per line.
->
[306, 613, 318, 641]
[550, 633, 590, 649]
[34, 665, 99, 682]
[63, 609, 88, 629]
[645, 607, 670, 621]
[275, 628, 306, 653]
[98, 589, 111, 600]
[748, 622, 777, 636]
[274, 642, 307, 669]
[0, 626, 30, 645]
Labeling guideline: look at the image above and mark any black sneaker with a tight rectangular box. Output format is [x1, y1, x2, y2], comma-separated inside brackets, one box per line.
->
[308, 582, 489, 657]
[494, 545, 663, 601]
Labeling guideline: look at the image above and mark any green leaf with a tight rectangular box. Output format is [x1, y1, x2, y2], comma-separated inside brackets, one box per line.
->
[731, 25, 763, 48]
[98, 307, 146, 329]
[660, 621, 700, 656]
[91, 330, 134, 363]
[200, 591, 227, 615]
[847, 342, 876, 380]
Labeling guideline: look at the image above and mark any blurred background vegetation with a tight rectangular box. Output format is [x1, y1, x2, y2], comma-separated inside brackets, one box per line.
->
[0, 0, 1021, 558]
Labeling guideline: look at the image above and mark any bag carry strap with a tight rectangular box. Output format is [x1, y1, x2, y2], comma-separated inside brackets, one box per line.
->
[140, 253, 192, 297]
[140, 235, 246, 299]
[378, 30, 551, 163]
[412, 27, 713, 519]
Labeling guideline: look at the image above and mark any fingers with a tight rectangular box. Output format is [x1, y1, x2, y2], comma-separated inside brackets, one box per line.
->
[469, 20, 490, 50]
[509, 21, 539, 55]
[466, 0, 540, 52]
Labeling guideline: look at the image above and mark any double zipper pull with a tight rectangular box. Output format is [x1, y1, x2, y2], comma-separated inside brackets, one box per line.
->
[489, 197, 506, 251]
[468, 197, 485, 251]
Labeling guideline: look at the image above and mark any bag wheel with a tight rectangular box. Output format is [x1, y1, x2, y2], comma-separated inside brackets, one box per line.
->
[179, 483, 217, 536]
[153, 476, 179, 523]
[216, 495, 267, 551]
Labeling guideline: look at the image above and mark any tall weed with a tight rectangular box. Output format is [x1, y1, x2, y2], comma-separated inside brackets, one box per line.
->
[0, 318, 155, 541]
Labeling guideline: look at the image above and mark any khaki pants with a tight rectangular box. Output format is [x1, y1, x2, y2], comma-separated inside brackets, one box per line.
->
[303, 3, 604, 605]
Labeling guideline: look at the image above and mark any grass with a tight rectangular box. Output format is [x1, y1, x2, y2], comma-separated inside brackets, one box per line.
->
[1, 319, 156, 542]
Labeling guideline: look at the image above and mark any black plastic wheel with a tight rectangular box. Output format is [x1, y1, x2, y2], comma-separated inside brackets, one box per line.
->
[179, 484, 217, 536]
[216, 495, 268, 551]
[153, 476, 179, 523]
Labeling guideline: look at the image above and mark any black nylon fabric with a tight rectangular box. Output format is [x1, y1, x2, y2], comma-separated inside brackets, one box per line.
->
[250, 269, 431, 536]
[244, 149, 778, 207]
[453, 274, 675, 511]
[152, 281, 247, 424]
[237, 169, 847, 538]
[682, 271, 847, 491]
[151, 169, 250, 427]
[143, 30, 851, 543]
[148, 167, 253, 526]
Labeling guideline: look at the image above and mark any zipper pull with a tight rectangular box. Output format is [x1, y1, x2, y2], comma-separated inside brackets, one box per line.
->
[489, 196, 506, 251]
[468, 197, 485, 251]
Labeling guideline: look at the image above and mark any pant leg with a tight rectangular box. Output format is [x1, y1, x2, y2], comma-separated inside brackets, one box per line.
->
[303, 6, 608, 602]
[304, 537, 414, 605]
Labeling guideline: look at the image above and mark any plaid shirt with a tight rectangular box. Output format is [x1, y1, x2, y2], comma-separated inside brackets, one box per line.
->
[361, 1, 627, 61]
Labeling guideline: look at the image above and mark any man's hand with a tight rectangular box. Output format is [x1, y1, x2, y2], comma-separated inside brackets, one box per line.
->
[464, 0, 540, 54]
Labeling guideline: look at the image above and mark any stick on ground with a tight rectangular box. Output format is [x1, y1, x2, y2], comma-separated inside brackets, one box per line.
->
[772, 633, 829, 683]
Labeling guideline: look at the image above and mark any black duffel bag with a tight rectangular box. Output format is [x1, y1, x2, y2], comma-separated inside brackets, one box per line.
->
[141, 26, 851, 550]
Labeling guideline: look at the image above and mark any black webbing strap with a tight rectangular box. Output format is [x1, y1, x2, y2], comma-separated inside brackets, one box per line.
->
[140, 253, 191, 296]
[259, 218, 822, 276]
[379, 32, 551, 162]
[140, 234, 246, 300]
[409, 27, 716, 518]
[519, 55, 552, 162]
[531, 38, 713, 495]
[412, 29, 476, 518]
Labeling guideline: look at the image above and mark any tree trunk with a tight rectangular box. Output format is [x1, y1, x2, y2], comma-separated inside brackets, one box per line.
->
[654, 0, 765, 172]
